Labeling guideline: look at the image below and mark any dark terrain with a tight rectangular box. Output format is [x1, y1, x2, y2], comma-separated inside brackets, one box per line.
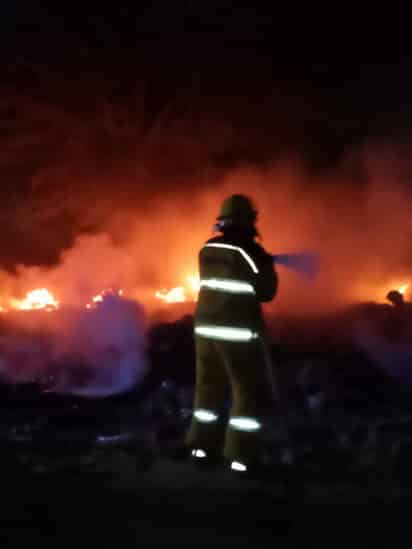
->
[1, 305, 412, 547]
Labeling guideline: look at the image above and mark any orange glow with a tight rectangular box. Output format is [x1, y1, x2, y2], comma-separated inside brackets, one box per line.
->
[0, 287, 126, 313]
[155, 274, 200, 304]
[10, 288, 59, 312]
[155, 286, 186, 303]
[0, 274, 408, 314]
[353, 278, 412, 305]
[85, 288, 124, 310]
[187, 274, 201, 294]
[4, 155, 412, 318]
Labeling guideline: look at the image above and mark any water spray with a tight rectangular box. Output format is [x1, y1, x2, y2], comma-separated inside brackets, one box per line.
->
[272, 252, 320, 280]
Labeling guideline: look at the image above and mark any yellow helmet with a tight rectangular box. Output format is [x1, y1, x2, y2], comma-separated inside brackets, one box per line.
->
[217, 194, 257, 226]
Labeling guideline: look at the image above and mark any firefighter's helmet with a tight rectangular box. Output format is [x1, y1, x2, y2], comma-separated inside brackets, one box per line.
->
[217, 194, 257, 226]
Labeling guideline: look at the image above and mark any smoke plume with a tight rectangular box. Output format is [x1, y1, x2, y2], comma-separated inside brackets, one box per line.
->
[2, 151, 412, 318]
[2, 55, 412, 319]
[2, 8, 412, 394]
[0, 295, 147, 396]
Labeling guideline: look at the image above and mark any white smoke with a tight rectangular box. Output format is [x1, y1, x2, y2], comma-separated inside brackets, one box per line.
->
[0, 294, 147, 397]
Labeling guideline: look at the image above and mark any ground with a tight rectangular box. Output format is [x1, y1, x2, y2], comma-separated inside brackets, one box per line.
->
[1, 308, 412, 547]
[1, 450, 411, 548]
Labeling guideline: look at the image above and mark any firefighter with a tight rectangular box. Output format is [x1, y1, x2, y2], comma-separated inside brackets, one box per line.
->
[385, 290, 407, 341]
[386, 290, 405, 309]
[185, 194, 279, 475]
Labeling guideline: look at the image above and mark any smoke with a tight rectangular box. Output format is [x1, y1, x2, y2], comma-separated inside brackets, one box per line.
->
[2, 147, 412, 318]
[0, 295, 147, 397]
[3, 64, 412, 320]
[2, 16, 412, 398]
[3, 150, 412, 395]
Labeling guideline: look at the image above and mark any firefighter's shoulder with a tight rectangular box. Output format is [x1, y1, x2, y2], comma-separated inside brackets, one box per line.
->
[204, 235, 226, 245]
[202, 236, 269, 259]
[243, 240, 271, 261]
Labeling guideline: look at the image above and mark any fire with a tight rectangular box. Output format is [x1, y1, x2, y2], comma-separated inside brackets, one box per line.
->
[155, 274, 200, 304]
[86, 288, 124, 310]
[10, 288, 59, 312]
[398, 283, 409, 295]
[187, 274, 201, 294]
[155, 286, 186, 303]
[0, 287, 125, 313]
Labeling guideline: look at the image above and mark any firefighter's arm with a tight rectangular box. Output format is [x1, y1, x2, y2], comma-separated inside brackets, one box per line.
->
[253, 248, 278, 302]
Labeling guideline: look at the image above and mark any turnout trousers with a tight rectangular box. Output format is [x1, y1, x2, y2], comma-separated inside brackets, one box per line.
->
[185, 334, 276, 463]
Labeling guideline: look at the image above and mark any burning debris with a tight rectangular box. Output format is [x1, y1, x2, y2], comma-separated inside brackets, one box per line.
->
[0, 287, 124, 314]
[86, 288, 124, 310]
[155, 275, 200, 304]
[11, 288, 59, 312]
[1, 288, 59, 313]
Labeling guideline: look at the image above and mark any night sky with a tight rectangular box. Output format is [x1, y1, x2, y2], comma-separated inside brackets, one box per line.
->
[1, 4, 412, 270]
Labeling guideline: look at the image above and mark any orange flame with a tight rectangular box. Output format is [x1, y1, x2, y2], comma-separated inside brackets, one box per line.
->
[187, 274, 201, 294]
[155, 274, 200, 304]
[10, 288, 59, 312]
[0, 287, 126, 313]
[85, 288, 124, 310]
[398, 283, 409, 295]
[155, 286, 186, 303]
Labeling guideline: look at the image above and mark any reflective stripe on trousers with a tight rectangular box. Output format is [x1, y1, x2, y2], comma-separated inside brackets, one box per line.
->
[193, 408, 219, 423]
[194, 325, 258, 342]
[229, 416, 262, 432]
[231, 461, 247, 472]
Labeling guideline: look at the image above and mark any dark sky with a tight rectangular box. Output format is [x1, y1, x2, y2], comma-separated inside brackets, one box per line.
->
[2, 4, 411, 161]
[1, 4, 412, 269]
